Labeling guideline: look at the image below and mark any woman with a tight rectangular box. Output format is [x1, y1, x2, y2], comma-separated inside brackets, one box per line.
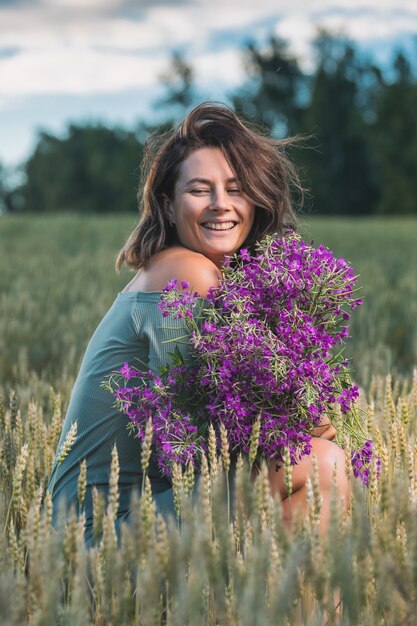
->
[49, 102, 349, 543]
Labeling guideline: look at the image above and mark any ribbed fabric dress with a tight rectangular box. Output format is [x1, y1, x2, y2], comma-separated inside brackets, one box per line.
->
[48, 291, 198, 544]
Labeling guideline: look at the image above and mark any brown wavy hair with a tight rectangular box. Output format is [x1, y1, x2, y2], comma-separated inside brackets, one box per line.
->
[116, 102, 302, 271]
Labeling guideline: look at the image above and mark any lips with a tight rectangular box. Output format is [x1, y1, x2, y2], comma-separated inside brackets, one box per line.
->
[201, 221, 238, 231]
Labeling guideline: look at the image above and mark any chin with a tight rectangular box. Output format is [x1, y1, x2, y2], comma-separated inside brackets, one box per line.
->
[207, 247, 235, 260]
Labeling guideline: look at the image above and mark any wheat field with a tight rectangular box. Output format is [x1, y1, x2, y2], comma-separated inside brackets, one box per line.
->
[1, 214, 417, 625]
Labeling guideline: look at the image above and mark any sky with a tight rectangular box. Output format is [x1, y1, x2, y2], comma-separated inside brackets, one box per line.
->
[1, 0, 417, 169]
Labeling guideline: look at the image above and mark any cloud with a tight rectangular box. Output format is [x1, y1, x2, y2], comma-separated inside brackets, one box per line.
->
[1, 0, 417, 165]
[0, 2, 275, 101]
[273, 5, 417, 70]
[0, 48, 167, 96]
[310, 6, 417, 40]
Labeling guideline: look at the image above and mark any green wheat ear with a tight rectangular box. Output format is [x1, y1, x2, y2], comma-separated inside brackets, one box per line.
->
[141, 418, 153, 493]
[56, 421, 78, 466]
[77, 458, 87, 510]
[48, 421, 78, 497]
[2, 343, 417, 622]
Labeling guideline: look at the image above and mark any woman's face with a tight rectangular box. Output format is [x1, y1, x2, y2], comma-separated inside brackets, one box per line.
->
[166, 147, 255, 268]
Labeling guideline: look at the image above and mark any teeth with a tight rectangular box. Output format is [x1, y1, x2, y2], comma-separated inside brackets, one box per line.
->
[202, 222, 236, 231]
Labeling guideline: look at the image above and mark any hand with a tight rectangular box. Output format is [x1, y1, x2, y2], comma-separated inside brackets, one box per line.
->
[312, 416, 337, 441]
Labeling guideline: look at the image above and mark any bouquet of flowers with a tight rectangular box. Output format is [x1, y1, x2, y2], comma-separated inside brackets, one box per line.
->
[104, 232, 379, 484]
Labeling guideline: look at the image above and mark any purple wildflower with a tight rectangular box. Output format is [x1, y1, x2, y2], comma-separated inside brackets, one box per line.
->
[351, 440, 381, 486]
[105, 232, 368, 477]
[239, 248, 251, 261]
[337, 385, 360, 414]
[158, 281, 200, 320]
[120, 362, 137, 380]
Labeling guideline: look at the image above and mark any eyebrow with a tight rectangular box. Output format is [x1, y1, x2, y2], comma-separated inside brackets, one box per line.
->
[184, 177, 238, 186]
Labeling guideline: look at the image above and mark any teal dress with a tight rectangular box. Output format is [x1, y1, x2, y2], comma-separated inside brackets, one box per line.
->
[48, 291, 198, 544]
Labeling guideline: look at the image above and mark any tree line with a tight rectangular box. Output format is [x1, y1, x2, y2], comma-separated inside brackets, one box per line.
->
[1, 31, 416, 215]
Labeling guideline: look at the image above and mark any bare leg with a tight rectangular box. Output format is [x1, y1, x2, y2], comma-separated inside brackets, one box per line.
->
[267, 438, 350, 535]
[266, 439, 349, 622]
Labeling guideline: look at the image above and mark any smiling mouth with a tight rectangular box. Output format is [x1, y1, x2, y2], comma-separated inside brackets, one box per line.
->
[201, 221, 237, 231]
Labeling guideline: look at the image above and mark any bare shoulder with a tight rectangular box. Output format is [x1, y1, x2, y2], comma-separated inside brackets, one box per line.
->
[146, 247, 221, 297]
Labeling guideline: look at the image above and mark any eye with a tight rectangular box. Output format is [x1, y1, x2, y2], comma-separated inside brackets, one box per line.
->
[190, 188, 210, 195]
[228, 188, 241, 194]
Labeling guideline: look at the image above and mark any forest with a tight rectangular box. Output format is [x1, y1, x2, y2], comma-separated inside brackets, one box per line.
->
[1, 31, 416, 216]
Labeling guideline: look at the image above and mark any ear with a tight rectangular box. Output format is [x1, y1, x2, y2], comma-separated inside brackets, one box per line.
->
[162, 194, 175, 226]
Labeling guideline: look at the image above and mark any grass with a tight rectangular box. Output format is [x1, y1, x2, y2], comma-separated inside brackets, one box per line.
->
[2, 214, 416, 396]
[0, 213, 416, 624]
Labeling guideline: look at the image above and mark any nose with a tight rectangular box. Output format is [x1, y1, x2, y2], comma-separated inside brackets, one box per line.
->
[210, 186, 230, 211]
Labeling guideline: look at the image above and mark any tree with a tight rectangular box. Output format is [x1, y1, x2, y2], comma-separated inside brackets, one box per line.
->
[300, 31, 379, 215]
[135, 51, 197, 151]
[0, 163, 6, 213]
[370, 51, 417, 215]
[0, 162, 26, 213]
[232, 36, 305, 136]
[155, 51, 196, 119]
[9, 125, 143, 213]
